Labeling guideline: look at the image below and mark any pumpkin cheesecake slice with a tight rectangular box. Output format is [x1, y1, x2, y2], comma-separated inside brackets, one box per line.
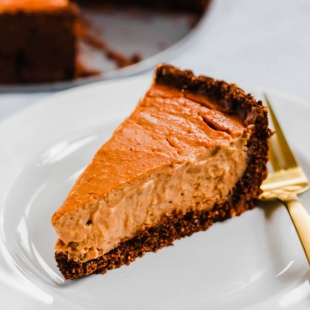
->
[52, 64, 271, 280]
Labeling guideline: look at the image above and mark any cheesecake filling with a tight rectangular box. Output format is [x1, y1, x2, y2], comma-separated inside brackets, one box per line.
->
[52, 83, 251, 262]
[54, 136, 249, 262]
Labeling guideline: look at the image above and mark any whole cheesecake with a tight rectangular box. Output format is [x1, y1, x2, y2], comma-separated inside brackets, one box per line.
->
[0, 0, 211, 84]
[52, 64, 271, 279]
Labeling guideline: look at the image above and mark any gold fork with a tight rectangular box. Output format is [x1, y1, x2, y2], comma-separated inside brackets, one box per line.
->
[259, 94, 310, 265]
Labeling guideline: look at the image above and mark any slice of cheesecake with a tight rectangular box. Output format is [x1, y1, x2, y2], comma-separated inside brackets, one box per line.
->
[52, 64, 271, 280]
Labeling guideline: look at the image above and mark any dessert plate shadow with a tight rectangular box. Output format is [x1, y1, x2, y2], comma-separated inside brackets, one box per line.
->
[0, 76, 310, 309]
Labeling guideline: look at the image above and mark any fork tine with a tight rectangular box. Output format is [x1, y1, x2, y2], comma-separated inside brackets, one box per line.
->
[268, 140, 283, 171]
[264, 94, 298, 169]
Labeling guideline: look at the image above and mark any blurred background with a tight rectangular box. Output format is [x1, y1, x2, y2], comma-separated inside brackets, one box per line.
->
[1, 0, 310, 119]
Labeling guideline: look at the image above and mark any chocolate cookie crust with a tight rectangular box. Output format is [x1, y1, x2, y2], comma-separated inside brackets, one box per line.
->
[55, 64, 271, 280]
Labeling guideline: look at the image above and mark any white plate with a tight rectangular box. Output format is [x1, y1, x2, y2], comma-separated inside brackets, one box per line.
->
[0, 8, 209, 92]
[0, 76, 310, 309]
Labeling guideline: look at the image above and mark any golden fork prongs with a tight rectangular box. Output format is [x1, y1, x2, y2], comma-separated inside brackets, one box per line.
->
[259, 94, 310, 265]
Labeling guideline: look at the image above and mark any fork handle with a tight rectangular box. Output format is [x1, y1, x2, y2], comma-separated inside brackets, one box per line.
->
[285, 198, 310, 265]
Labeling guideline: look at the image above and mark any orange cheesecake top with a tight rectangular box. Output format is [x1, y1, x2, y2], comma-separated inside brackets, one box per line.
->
[52, 83, 246, 225]
[0, 0, 68, 12]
